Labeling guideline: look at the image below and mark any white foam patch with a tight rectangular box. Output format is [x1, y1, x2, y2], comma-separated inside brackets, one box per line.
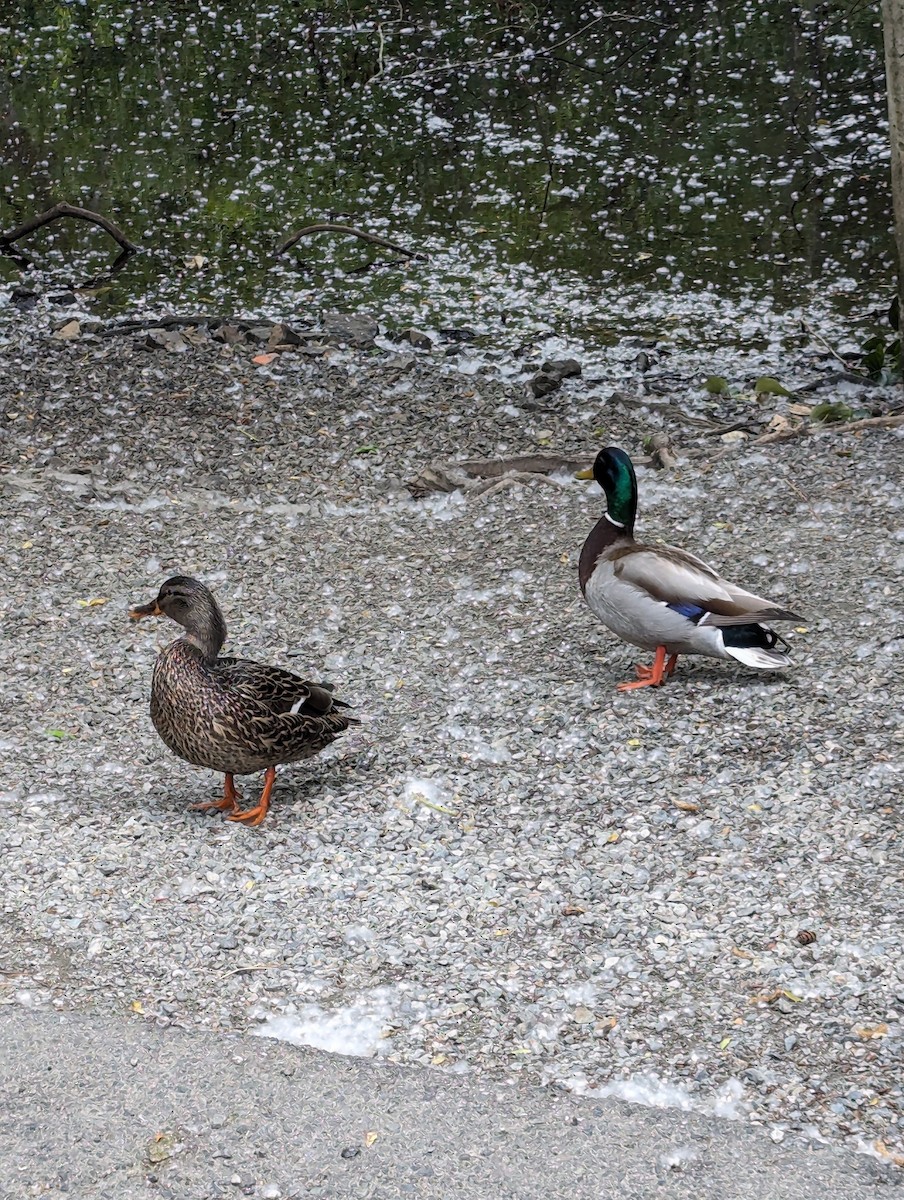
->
[659, 1145, 700, 1171]
[553, 1071, 748, 1120]
[254, 988, 397, 1058]
[417, 490, 467, 521]
[397, 776, 457, 816]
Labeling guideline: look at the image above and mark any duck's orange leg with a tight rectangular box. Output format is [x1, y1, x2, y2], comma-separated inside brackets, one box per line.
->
[192, 773, 241, 814]
[617, 646, 678, 691]
[228, 766, 276, 827]
[632, 652, 680, 682]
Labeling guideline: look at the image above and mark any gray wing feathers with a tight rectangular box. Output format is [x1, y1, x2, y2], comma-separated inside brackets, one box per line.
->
[612, 546, 802, 624]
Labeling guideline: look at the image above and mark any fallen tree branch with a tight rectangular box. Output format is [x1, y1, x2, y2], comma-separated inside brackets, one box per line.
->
[99, 314, 243, 336]
[406, 455, 589, 499]
[276, 222, 427, 260]
[607, 391, 736, 430]
[751, 425, 808, 446]
[0, 201, 139, 254]
[456, 454, 591, 478]
[470, 471, 570, 499]
[819, 411, 904, 433]
[405, 452, 663, 499]
[712, 408, 904, 458]
[754, 410, 904, 442]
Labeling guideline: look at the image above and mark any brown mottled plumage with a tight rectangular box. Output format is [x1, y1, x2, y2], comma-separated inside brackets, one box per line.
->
[129, 576, 356, 825]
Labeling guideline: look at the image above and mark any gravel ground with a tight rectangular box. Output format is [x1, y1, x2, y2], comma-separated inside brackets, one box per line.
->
[0, 334, 902, 1167]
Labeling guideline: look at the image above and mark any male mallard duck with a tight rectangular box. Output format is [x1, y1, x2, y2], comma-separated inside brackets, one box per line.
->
[577, 447, 803, 691]
[129, 576, 357, 825]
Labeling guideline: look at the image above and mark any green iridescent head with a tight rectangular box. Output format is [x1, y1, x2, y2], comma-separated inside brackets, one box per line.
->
[591, 446, 637, 529]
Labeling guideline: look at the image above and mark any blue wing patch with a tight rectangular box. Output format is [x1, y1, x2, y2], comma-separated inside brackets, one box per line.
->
[666, 602, 707, 624]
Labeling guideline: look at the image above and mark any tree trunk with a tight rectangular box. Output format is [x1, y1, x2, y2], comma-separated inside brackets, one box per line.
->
[882, 0, 904, 323]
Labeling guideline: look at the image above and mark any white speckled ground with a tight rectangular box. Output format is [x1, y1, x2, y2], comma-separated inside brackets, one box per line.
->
[0, 339, 902, 1163]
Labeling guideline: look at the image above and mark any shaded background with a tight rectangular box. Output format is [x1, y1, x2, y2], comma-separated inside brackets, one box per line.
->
[0, 1, 892, 350]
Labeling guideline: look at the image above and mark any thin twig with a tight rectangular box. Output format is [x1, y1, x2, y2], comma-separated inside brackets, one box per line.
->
[276, 221, 427, 260]
[69, 247, 134, 291]
[801, 319, 863, 374]
[751, 426, 808, 446]
[366, 22, 386, 84]
[380, 13, 607, 83]
[786, 477, 818, 520]
[0, 201, 139, 254]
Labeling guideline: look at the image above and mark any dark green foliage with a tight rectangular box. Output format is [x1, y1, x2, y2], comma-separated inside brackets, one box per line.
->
[858, 297, 902, 384]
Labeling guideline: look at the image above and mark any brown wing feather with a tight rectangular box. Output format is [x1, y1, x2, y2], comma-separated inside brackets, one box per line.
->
[242, 704, 358, 765]
[215, 657, 316, 713]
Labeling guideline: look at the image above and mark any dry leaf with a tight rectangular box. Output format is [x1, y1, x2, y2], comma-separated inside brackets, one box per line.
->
[183, 254, 209, 269]
[77, 597, 108, 608]
[731, 946, 755, 961]
[750, 989, 782, 1005]
[854, 1023, 889, 1040]
[562, 905, 586, 916]
[146, 1130, 182, 1164]
[364, 1131, 378, 1148]
[873, 1140, 904, 1166]
[788, 402, 812, 416]
[131, 1000, 144, 1014]
[252, 353, 278, 365]
[673, 799, 699, 812]
[431, 1053, 448, 1066]
[606, 831, 620, 843]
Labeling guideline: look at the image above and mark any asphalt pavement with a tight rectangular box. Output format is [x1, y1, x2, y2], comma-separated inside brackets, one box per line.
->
[0, 1010, 894, 1200]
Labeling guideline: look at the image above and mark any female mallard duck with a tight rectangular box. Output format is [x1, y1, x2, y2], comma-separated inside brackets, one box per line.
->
[577, 447, 803, 691]
[129, 576, 356, 825]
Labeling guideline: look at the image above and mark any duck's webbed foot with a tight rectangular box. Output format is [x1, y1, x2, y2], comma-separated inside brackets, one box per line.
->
[192, 773, 241, 814]
[227, 766, 276, 827]
[617, 647, 678, 691]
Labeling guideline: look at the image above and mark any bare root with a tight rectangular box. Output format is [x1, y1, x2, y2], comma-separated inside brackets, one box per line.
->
[0, 202, 139, 255]
[276, 222, 427, 260]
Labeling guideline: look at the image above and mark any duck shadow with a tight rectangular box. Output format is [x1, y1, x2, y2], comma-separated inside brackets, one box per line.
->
[580, 646, 796, 692]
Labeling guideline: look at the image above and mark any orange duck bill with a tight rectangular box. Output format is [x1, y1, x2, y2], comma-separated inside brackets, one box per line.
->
[129, 599, 162, 620]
